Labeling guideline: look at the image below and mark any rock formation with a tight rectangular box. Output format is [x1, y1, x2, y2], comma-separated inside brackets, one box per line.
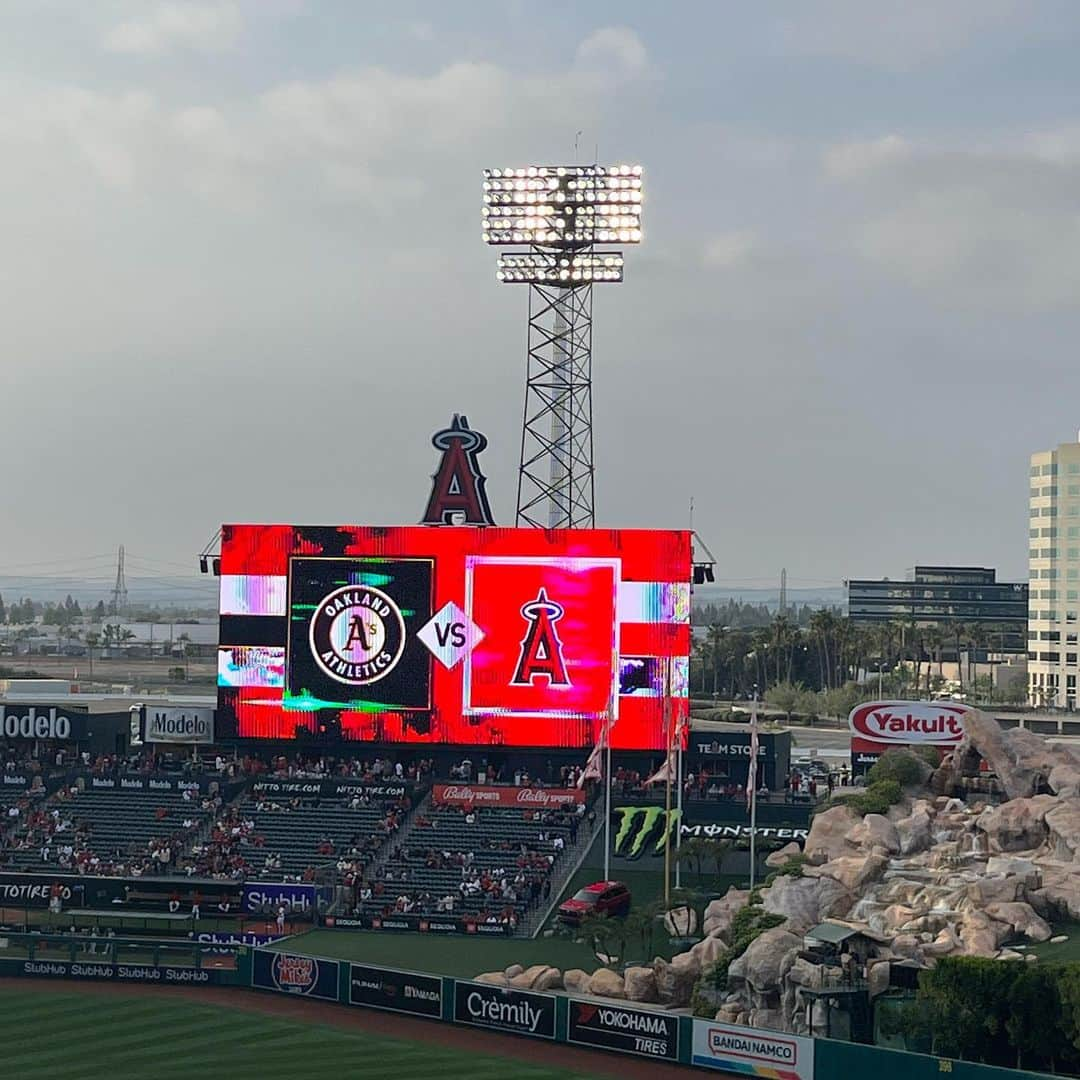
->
[475, 712, 1080, 1037]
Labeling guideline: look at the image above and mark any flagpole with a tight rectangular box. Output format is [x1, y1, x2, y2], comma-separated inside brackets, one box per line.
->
[675, 727, 683, 890]
[602, 706, 612, 881]
[663, 659, 673, 908]
[748, 693, 759, 891]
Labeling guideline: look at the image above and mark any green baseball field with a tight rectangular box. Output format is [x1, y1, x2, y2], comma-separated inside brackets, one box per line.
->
[268, 863, 741, 978]
[0, 987, 589, 1079]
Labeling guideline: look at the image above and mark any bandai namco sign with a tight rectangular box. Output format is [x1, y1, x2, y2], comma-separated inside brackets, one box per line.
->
[848, 700, 972, 747]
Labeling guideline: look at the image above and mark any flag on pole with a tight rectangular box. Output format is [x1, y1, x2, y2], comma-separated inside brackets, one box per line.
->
[645, 662, 677, 786]
[578, 717, 608, 787]
[745, 696, 760, 811]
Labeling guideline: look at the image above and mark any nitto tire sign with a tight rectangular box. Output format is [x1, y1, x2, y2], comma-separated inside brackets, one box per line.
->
[349, 963, 443, 1018]
[251, 950, 339, 1002]
[568, 999, 679, 1060]
[452, 982, 556, 1040]
[692, 1019, 813, 1079]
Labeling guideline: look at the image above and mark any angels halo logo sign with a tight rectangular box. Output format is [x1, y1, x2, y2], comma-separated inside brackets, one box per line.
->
[309, 585, 406, 686]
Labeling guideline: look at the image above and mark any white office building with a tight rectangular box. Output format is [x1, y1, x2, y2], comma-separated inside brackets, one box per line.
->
[1028, 435, 1080, 707]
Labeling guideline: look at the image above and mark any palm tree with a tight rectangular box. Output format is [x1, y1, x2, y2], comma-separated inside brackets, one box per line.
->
[952, 622, 968, 696]
[177, 632, 192, 680]
[706, 624, 727, 697]
[967, 624, 990, 702]
[84, 631, 99, 682]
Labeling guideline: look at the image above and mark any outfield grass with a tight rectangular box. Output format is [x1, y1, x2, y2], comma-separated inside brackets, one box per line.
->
[1028, 920, 1080, 963]
[278, 863, 742, 979]
[0, 988, 589, 1080]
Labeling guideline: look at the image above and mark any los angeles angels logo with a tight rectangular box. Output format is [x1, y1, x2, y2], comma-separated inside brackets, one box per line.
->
[511, 588, 570, 687]
[421, 414, 495, 526]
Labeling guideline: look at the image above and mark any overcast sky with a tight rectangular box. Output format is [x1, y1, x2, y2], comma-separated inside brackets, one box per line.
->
[4, 1, 1080, 590]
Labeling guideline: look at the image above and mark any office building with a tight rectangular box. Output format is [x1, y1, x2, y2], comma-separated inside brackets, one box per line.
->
[846, 566, 1028, 654]
[1028, 436, 1080, 707]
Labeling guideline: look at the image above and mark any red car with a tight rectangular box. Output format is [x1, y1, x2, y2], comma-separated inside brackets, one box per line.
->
[557, 880, 632, 926]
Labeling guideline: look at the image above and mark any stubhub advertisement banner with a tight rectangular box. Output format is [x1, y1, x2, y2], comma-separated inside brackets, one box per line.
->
[691, 1019, 813, 1079]
[241, 882, 317, 914]
[251, 950, 338, 1002]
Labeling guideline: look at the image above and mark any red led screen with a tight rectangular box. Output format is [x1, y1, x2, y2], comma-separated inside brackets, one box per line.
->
[217, 525, 690, 750]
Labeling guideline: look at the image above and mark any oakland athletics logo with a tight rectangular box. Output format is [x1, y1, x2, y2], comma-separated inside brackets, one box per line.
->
[309, 585, 406, 686]
[511, 588, 570, 687]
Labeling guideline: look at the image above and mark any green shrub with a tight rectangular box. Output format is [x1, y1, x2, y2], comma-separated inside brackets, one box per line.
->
[690, 905, 788, 1017]
[867, 748, 929, 788]
[763, 854, 808, 886]
[838, 778, 903, 816]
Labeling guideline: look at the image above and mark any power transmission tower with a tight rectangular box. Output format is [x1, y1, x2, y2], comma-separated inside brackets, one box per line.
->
[110, 545, 128, 617]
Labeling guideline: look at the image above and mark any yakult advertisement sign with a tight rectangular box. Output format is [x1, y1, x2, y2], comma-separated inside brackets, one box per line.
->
[849, 700, 971, 753]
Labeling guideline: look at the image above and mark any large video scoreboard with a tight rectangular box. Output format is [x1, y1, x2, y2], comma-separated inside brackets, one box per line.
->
[217, 525, 690, 750]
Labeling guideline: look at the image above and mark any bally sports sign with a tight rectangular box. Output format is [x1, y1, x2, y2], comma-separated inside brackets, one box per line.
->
[849, 700, 972, 751]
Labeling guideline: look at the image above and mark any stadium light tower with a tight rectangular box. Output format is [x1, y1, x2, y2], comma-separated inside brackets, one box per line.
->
[482, 163, 643, 528]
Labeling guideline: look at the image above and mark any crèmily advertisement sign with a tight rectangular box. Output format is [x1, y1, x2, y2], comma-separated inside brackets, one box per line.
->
[567, 999, 679, 1060]
[349, 963, 443, 1018]
[251, 949, 338, 1002]
[691, 1019, 814, 1080]
[452, 981, 556, 1040]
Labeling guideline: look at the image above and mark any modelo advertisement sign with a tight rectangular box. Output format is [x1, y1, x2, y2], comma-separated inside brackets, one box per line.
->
[251, 949, 338, 1001]
[144, 707, 215, 745]
[848, 700, 970, 754]
[0, 706, 87, 741]
[216, 523, 690, 751]
[691, 1018, 814, 1079]
[567, 999, 679, 1060]
[241, 882, 317, 915]
[349, 962, 443, 1018]
[0, 958, 224, 985]
[452, 981, 557, 1040]
[82, 774, 201, 793]
[432, 784, 584, 808]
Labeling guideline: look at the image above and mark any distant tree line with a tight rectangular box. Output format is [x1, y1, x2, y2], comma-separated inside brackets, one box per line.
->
[0, 594, 212, 626]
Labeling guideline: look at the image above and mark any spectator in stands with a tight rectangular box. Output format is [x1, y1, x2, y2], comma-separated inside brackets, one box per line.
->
[191, 890, 201, 920]
[168, 890, 180, 914]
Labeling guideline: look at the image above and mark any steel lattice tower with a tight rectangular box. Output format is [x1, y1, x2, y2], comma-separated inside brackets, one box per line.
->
[110, 544, 128, 617]
[482, 164, 643, 529]
[519, 280, 594, 528]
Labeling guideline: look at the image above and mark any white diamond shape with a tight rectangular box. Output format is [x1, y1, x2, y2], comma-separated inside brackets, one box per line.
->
[417, 601, 484, 670]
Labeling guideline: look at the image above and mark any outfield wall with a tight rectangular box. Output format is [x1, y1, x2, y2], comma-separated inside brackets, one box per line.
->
[244, 947, 1056, 1079]
[0, 942, 1056, 1079]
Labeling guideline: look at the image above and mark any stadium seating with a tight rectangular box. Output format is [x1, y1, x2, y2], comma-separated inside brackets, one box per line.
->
[1, 785, 217, 876]
[241, 791, 410, 880]
[352, 801, 584, 927]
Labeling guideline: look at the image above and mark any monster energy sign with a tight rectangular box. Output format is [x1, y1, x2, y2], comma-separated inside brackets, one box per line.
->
[612, 806, 807, 860]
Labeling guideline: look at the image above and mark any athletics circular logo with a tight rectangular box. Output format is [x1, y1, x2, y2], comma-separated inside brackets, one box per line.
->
[309, 585, 405, 686]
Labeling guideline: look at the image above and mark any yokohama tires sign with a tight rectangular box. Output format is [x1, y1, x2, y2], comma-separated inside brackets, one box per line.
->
[849, 700, 971, 748]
